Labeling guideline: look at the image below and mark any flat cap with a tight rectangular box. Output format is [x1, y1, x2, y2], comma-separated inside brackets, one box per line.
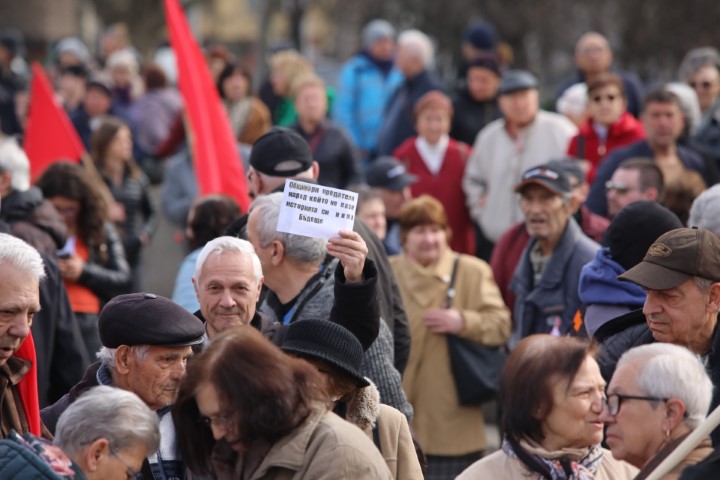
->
[498, 69, 538, 95]
[99, 293, 205, 348]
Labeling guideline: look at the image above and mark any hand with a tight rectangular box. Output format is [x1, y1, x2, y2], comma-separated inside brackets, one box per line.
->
[326, 229, 367, 284]
[108, 202, 126, 222]
[58, 255, 85, 282]
[139, 233, 151, 246]
[423, 308, 465, 334]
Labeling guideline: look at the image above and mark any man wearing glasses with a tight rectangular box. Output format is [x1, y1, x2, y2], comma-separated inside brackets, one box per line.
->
[605, 158, 664, 218]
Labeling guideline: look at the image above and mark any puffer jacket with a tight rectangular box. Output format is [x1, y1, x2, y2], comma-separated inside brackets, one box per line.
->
[76, 222, 132, 303]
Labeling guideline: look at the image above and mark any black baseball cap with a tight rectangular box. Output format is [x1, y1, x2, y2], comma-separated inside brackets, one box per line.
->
[249, 127, 314, 177]
[366, 157, 418, 191]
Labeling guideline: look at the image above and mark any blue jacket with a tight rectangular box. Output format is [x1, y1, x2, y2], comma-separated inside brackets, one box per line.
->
[578, 248, 646, 336]
[586, 139, 715, 216]
[509, 218, 599, 347]
[376, 70, 443, 156]
[333, 54, 403, 155]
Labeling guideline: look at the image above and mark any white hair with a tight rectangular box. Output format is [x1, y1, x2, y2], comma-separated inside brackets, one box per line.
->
[194, 235, 262, 283]
[398, 29, 435, 69]
[0, 137, 30, 192]
[556, 82, 588, 118]
[0, 233, 45, 280]
[249, 193, 327, 264]
[688, 184, 720, 236]
[665, 82, 702, 136]
[96, 345, 151, 372]
[55, 386, 160, 457]
[618, 343, 713, 430]
[106, 48, 139, 74]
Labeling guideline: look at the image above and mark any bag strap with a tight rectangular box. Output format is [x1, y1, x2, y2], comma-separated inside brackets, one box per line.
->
[444, 255, 461, 309]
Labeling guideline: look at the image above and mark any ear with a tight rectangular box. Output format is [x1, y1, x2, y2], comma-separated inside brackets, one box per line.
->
[311, 161, 320, 181]
[270, 240, 285, 266]
[192, 275, 198, 296]
[663, 398, 687, 432]
[707, 283, 720, 314]
[84, 438, 110, 472]
[256, 276, 264, 295]
[114, 345, 132, 375]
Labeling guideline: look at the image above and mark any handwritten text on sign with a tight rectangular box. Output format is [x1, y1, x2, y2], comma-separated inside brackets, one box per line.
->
[276, 180, 358, 239]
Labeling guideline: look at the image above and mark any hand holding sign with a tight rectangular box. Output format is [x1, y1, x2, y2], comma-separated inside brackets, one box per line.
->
[327, 230, 367, 284]
[277, 180, 358, 240]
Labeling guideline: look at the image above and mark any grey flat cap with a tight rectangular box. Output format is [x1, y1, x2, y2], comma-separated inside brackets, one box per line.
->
[498, 70, 538, 95]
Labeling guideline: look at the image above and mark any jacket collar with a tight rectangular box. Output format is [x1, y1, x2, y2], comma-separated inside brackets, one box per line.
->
[525, 217, 584, 290]
[235, 402, 329, 478]
[0, 356, 30, 387]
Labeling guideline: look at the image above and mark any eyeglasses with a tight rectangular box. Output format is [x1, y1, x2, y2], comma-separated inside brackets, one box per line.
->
[604, 393, 667, 416]
[591, 94, 618, 103]
[689, 81, 715, 90]
[110, 448, 141, 480]
[199, 413, 234, 430]
[54, 206, 81, 217]
[605, 181, 637, 194]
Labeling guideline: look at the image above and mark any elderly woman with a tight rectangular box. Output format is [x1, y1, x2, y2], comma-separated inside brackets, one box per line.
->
[458, 335, 638, 479]
[600, 343, 713, 479]
[566, 73, 645, 183]
[173, 327, 392, 479]
[281, 319, 423, 479]
[393, 90, 476, 255]
[389, 194, 511, 479]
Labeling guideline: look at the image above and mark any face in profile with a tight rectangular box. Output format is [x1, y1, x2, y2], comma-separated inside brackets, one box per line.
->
[0, 263, 39, 368]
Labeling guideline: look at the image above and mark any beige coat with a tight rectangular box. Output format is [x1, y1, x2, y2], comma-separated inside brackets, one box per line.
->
[457, 448, 638, 480]
[210, 403, 392, 480]
[390, 248, 511, 456]
[343, 382, 423, 479]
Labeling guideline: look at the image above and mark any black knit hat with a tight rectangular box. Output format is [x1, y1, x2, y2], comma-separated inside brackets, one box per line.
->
[99, 293, 205, 348]
[281, 320, 370, 388]
[605, 201, 682, 271]
[249, 127, 314, 177]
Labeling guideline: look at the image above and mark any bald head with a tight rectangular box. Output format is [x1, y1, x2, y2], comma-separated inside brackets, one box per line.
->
[575, 32, 612, 75]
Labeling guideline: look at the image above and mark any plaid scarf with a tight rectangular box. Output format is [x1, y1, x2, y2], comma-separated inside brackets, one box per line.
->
[502, 438, 603, 480]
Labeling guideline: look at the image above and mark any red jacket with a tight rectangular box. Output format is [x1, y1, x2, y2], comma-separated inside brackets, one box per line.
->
[567, 112, 645, 184]
[393, 137, 476, 255]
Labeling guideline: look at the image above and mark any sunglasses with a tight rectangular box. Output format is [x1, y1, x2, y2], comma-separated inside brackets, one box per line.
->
[605, 181, 637, 194]
[591, 94, 618, 103]
[689, 81, 715, 90]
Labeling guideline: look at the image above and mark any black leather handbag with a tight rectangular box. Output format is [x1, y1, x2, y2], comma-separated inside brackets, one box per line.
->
[445, 255, 507, 406]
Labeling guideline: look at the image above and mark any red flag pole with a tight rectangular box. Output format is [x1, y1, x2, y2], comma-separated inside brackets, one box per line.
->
[163, 0, 251, 211]
[24, 63, 86, 182]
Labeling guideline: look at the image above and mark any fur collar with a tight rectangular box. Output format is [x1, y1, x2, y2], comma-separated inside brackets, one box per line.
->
[343, 380, 380, 431]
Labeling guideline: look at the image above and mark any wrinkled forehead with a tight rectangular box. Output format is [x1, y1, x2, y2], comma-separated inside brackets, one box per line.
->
[200, 250, 257, 281]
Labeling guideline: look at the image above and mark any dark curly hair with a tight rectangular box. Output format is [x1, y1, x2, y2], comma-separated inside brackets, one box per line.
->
[35, 162, 108, 253]
[173, 327, 327, 475]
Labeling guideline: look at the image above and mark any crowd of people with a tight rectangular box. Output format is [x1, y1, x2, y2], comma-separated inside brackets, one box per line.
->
[1, 14, 720, 480]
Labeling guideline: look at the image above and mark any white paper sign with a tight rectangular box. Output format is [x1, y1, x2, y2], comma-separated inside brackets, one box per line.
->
[276, 179, 358, 240]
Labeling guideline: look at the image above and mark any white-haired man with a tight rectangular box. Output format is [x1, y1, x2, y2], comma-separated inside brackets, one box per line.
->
[0, 233, 45, 438]
[377, 29, 443, 156]
[247, 193, 413, 418]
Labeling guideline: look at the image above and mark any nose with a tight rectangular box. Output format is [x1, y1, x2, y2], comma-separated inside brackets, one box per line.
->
[210, 422, 227, 441]
[7, 313, 31, 340]
[219, 288, 236, 308]
[643, 290, 661, 316]
[598, 402, 613, 423]
[169, 360, 188, 381]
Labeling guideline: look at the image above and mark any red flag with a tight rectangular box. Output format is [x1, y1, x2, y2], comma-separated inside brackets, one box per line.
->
[24, 63, 85, 182]
[15, 333, 41, 436]
[163, 0, 251, 211]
